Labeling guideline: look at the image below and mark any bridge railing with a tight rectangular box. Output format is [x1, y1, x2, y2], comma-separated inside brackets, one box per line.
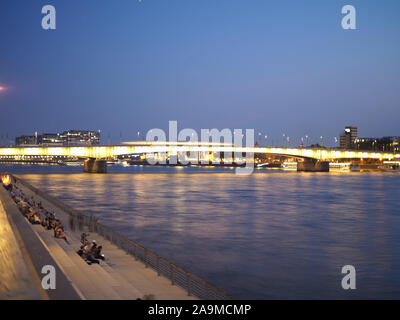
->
[14, 175, 235, 300]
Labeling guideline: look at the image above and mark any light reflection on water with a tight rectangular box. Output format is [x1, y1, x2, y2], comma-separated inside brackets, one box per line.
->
[6, 165, 400, 299]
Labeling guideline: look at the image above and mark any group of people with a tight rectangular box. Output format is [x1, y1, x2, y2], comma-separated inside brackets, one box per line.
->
[8, 184, 68, 242]
[77, 232, 105, 265]
[4, 178, 106, 265]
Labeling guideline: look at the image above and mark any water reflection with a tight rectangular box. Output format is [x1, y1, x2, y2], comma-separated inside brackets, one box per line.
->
[15, 169, 400, 299]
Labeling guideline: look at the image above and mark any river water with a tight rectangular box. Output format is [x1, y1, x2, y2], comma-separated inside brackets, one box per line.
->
[2, 163, 400, 299]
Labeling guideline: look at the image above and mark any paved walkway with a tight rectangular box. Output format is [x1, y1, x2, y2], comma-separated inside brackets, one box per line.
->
[11, 179, 197, 300]
[0, 197, 42, 299]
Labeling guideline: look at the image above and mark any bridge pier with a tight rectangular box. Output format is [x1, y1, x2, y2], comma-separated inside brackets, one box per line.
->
[297, 159, 329, 172]
[83, 159, 107, 173]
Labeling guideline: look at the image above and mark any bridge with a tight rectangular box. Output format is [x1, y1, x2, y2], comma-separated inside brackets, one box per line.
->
[0, 141, 399, 172]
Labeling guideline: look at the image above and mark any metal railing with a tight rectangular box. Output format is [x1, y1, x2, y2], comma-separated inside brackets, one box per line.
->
[14, 175, 235, 300]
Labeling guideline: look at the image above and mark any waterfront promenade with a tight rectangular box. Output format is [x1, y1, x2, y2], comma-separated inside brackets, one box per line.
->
[0, 199, 42, 299]
[0, 177, 198, 300]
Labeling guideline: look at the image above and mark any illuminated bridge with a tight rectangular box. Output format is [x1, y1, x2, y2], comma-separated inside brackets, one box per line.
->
[0, 141, 399, 172]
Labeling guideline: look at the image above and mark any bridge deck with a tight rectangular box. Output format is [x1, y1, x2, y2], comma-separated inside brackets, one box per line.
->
[0, 144, 398, 161]
[4, 180, 197, 300]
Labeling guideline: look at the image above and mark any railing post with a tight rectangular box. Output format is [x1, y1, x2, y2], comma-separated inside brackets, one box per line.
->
[157, 257, 160, 276]
[170, 265, 174, 285]
[187, 274, 191, 296]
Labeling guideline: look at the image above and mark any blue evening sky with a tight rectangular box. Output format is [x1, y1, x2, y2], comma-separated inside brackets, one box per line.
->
[0, 0, 399, 145]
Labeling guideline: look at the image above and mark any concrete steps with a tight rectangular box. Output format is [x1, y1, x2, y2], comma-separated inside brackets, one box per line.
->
[99, 262, 143, 299]
[15, 180, 197, 300]
[49, 223, 144, 298]
[31, 223, 122, 299]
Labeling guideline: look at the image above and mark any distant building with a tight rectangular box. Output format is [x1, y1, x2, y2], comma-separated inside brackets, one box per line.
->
[355, 137, 399, 153]
[15, 135, 36, 146]
[15, 130, 100, 146]
[339, 132, 350, 149]
[61, 130, 100, 146]
[38, 133, 64, 146]
[340, 126, 358, 149]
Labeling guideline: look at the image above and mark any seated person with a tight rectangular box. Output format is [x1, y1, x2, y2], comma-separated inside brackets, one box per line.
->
[26, 207, 36, 220]
[93, 244, 105, 261]
[54, 225, 67, 241]
[28, 197, 34, 207]
[19, 201, 29, 216]
[49, 211, 56, 221]
[44, 218, 52, 230]
[53, 220, 61, 235]
[80, 233, 89, 247]
[32, 212, 41, 224]
[41, 215, 46, 227]
[89, 241, 98, 256]
[78, 241, 100, 264]
[53, 219, 62, 234]
[89, 240, 104, 261]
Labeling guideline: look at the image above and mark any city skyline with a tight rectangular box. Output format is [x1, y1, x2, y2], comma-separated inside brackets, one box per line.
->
[2, 125, 399, 149]
[1, 0, 400, 144]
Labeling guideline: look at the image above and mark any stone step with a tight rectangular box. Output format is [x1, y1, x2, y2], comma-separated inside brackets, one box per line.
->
[32, 224, 122, 299]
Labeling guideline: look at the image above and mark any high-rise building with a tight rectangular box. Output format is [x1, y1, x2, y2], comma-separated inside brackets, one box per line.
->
[346, 126, 358, 144]
[354, 137, 399, 153]
[339, 126, 358, 149]
[339, 132, 351, 149]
